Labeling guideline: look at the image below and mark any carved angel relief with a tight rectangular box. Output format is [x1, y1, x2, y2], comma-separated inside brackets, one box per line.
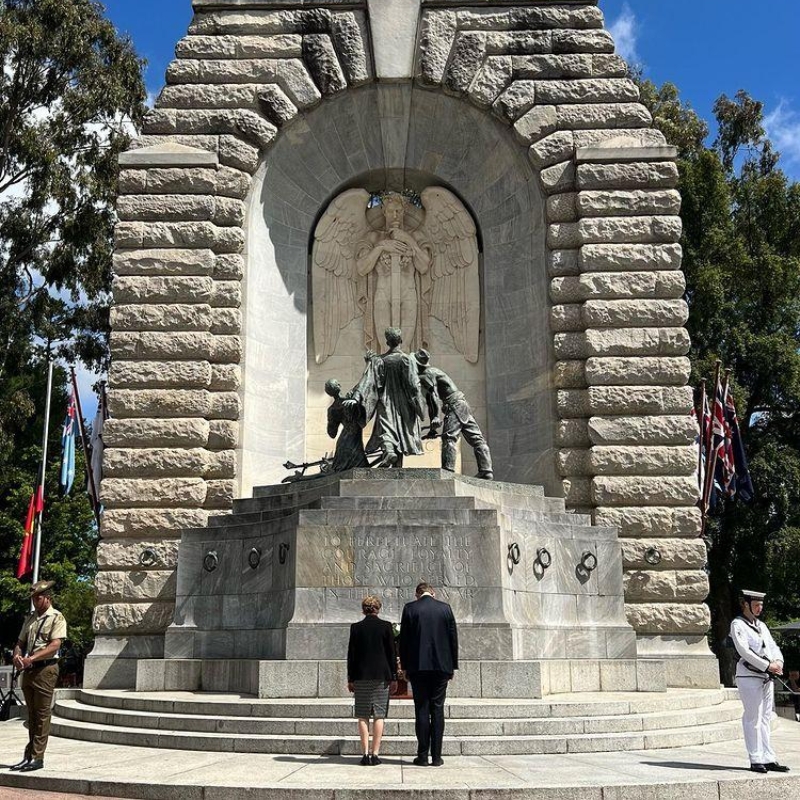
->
[312, 188, 480, 364]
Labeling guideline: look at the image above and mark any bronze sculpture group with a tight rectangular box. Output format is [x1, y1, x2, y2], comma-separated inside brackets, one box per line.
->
[325, 326, 493, 480]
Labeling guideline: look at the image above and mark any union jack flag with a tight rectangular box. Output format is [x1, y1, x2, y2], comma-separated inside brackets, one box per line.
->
[724, 390, 754, 503]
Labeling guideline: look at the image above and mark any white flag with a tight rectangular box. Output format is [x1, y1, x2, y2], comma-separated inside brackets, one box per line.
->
[89, 386, 106, 500]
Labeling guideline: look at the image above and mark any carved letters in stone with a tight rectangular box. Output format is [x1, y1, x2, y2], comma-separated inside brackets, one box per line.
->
[312, 188, 480, 364]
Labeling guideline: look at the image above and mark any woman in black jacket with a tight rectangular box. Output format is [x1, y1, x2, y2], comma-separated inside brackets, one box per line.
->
[347, 595, 397, 765]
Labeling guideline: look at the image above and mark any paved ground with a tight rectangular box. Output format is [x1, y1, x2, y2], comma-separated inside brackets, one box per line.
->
[1, 716, 799, 799]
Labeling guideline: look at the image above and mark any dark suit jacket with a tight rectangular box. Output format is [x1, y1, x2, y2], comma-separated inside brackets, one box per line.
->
[347, 614, 397, 682]
[398, 595, 459, 675]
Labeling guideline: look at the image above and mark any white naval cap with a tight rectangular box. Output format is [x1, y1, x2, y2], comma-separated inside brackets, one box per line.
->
[739, 589, 766, 600]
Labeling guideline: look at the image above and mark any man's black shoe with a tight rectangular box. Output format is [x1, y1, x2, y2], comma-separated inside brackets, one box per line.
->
[359, 754, 370, 766]
[370, 755, 381, 766]
[750, 764, 768, 774]
[8, 758, 29, 771]
[765, 762, 790, 772]
[412, 756, 428, 766]
[431, 758, 444, 767]
[18, 760, 43, 772]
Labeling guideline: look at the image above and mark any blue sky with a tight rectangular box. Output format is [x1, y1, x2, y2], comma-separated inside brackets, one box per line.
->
[102, 0, 800, 177]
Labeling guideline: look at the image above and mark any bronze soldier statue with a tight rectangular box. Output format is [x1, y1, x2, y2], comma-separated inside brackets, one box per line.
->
[415, 349, 493, 479]
[325, 378, 369, 472]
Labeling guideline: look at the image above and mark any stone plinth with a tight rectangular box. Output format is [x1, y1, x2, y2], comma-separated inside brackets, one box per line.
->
[162, 469, 637, 666]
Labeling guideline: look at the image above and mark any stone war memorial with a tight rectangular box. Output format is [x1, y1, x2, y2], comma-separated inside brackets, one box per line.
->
[61, 0, 736, 759]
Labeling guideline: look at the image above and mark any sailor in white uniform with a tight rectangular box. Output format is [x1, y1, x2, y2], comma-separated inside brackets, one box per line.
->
[730, 588, 790, 773]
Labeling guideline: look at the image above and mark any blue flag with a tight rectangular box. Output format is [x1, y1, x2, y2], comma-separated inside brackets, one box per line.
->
[60, 392, 77, 494]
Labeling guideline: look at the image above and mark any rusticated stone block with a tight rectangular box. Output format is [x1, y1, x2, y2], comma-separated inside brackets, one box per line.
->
[219, 135, 260, 173]
[111, 332, 216, 361]
[578, 190, 681, 218]
[108, 389, 238, 420]
[113, 275, 214, 305]
[625, 602, 710, 635]
[101, 477, 208, 509]
[557, 419, 590, 447]
[513, 104, 557, 145]
[550, 304, 582, 332]
[117, 195, 218, 223]
[175, 34, 303, 60]
[583, 299, 689, 328]
[590, 445, 697, 476]
[210, 307, 242, 334]
[456, 6, 603, 30]
[555, 328, 690, 359]
[563, 476, 592, 506]
[445, 32, 487, 95]
[557, 389, 590, 418]
[552, 29, 614, 54]
[588, 415, 696, 446]
[585, 356, 691, 386]
[205, 479, 235, 508]
[209, 335, 243, 363]
[624, 571, 709, 603]
[546, 193, 578, 224]
[556, 103, 651, 131]
[214, 254, 245, 280]
[95, 570, 177, 602]
[468, 56, 512, 108]
[417, 10, 458, 87]
[534, 78, 639, 105]
[573, 128, 666, 150]
[210, 364, 242, 390]
[587, 386, 693, 416]
[113, 249, 215, 277]
[581, 243, 682, 272]
[592, 475, 699, 506]
[548, 249, 579, 276]
[208, 420, 240, 449]
[93, 602, 175, 635]
[554, 360, 586, 389]
[101, 510, 208, 540]
[510, 54, 600, 80]
[557, 448, 591, 476]
[595, 506, 702, 538]
[115, 221, 243, 253]
[530, 131, 574, 170]
[104, 448, 235, 479]
[211, 280, 243, 308]
[97, 539, 181, 569]
[104, 418, 210, 448]
[540, 160, 576, 193]
[551, 272, 685, 303]
[620, 538, 708, 570]
[110, 304, 212, 333]
[213, 197, 247, 227]
[578, 216, 682, 245]
[492, 80, 537, 123]
[109, 361, 213, 390]
[577, 162, 679, 190]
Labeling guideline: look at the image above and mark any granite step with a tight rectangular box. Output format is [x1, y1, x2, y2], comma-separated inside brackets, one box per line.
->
[53, 698, 741, 738]
[50, 712, 742, 755]
[73, 689, 734, 718]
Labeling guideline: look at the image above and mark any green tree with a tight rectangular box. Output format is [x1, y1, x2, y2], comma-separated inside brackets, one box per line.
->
[641, 81, 800, 682]
[0, 0, 146, 652]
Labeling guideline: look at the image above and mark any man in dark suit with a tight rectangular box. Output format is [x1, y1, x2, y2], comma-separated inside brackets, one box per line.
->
[399, 582, 459, 766]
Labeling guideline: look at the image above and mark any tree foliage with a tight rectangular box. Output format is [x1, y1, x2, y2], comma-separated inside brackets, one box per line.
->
[0, 0, 145, 651]
[640, 80, 800, 681]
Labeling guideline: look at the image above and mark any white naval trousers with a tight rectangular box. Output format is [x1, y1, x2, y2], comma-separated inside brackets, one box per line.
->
[737, 675, 776, 764]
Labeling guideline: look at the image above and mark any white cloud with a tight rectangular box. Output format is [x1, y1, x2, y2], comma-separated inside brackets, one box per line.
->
[765, 100, 800, 172]
[608, 3, 641, 67]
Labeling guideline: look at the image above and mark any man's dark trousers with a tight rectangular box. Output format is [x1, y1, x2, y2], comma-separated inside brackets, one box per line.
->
[409, 671, 450, 760]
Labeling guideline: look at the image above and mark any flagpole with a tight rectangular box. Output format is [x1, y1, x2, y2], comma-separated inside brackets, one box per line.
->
[31, 359, 55, 586]
[70, 366, 102, 531]
[701, 361, 722, 514]
[697, 379, 707, 495]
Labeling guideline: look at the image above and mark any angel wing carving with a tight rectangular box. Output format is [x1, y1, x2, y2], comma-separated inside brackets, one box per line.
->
[312, 188, 371, 364]
[421, 187, 480, 364]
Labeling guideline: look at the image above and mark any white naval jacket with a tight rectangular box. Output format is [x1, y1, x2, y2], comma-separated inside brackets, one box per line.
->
[730, 615, 784, 680]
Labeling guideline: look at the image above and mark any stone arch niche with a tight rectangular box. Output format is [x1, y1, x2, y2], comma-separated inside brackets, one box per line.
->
[240, 86, 556, 492]
[88, 0, 718, 690]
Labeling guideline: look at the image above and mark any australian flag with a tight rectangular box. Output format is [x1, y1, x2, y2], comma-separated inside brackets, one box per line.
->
[60, 391, 77, 495]
[724, 390, 755, 503]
